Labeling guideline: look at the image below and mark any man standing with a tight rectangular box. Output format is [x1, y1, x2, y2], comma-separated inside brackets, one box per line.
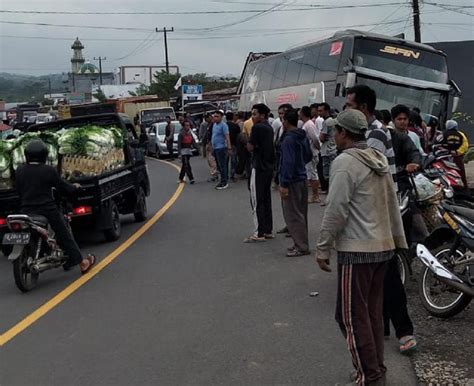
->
[318, 103, 335, 194]
[164, 116, 175, 161]
[244, 103, 275, 243]
[272, 104, 293, 186]
[211, 110, 232, 190]
[348, 88, 419, 354]
[390, 105, 421, 191]
[346, 85, 396, 185]
[226, 111, 241, 182]
[300, 106, 321, 203]
[316, 109, 407, 386]
[200, 114, 218, 182]
[279, 109, 313, 256]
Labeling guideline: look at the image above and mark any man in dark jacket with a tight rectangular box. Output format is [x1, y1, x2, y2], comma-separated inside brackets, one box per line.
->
[279, 109, 313, 256]
[389, 105, 422, 192]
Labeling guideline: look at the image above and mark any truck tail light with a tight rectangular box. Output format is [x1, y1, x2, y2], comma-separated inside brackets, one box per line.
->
[73, 206, 93, 216]
[0, 218, 6, 227]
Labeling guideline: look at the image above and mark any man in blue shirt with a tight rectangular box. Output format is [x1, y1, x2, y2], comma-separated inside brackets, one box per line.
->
[211, 110, 232, 190]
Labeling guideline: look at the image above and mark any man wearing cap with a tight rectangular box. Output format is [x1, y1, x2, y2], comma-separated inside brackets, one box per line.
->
[315, 109, 407, 386]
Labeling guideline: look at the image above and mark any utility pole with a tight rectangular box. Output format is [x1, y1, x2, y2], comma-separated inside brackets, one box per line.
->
[93, 56, 107, 86]
[412, 0, 421, 43]
[156, 27, 174, 73]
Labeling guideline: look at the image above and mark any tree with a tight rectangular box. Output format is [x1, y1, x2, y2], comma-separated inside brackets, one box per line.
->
[93, 88, 107, 102]
[148, 70, 181, 100]
[128, 84, 150, 97]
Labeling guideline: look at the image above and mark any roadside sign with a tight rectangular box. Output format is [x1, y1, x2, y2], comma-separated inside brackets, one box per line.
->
[182, 84, 203, 103]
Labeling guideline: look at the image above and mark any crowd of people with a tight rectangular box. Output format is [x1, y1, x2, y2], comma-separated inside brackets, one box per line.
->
[170, 84, 470, 386]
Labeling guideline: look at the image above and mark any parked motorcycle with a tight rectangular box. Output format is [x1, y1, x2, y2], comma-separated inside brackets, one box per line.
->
[416, 201, 474, 318]
[3, 210, 72, 292]
[424, 145, 467, 194]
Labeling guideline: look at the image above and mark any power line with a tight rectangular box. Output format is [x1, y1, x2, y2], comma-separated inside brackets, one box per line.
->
[0, 3, 411, 15]
[0, 20, 419, 44]
[423, 2, 474, 16]
[0, 20, 152, 31]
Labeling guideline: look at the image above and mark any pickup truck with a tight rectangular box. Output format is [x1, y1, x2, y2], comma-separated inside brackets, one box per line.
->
[0, 113, 150, 246]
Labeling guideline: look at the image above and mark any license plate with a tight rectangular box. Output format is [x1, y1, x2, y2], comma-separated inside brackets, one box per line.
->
[2, 232, 30, 245]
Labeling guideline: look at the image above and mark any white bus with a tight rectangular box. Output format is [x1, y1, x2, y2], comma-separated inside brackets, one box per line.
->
[238, 30, 460, 124]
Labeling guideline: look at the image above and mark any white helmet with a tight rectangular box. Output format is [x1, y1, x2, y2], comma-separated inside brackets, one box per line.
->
[445, 119, 458, 130]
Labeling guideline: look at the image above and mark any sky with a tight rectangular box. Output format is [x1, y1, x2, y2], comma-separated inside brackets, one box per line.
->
[0, 0, 472, 77]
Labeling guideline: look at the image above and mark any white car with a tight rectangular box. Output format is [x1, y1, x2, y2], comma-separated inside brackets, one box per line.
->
[147, 121, 200, 158]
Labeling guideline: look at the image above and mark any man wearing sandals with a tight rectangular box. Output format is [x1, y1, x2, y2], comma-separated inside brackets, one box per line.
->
[279, 109, 313, 257]
[315, 110, 407, 386]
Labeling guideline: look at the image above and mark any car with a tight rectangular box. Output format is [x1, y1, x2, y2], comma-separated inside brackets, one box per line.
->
[146, 121, 200, 158]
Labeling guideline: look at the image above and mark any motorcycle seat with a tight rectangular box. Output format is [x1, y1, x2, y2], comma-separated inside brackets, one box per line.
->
[30, 215, 49, 227]
[443, 202, 474, 221]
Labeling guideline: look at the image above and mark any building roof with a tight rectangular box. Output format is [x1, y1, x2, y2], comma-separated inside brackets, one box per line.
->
[80, 62, 99, 74]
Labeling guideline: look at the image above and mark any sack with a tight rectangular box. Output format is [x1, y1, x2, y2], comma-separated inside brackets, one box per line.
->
[413, 173, 441, 201]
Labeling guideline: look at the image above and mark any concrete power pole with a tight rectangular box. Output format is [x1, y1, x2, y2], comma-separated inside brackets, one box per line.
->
[412, 0, 421, 42]
[156, 27, 174, 73]
[93, 56, 107, 86]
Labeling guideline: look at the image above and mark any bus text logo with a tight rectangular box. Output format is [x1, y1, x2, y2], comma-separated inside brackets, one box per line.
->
[380, 45, 420, 59]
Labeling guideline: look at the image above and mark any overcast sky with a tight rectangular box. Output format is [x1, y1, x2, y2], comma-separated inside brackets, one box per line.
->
[0, 0, 472, 76]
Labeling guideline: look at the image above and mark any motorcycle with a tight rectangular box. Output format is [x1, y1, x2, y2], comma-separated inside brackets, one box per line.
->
[3, 209, 72, 292]
[416, 201, 474, 318]
[423, 145, 466, 194]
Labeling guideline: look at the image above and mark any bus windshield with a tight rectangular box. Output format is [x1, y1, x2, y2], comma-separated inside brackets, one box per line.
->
[354, 38, 448, 84]
[357, 76, 446, 117]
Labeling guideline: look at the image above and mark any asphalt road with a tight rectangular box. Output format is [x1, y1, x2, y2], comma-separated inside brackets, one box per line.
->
[0, 157, 417, 385]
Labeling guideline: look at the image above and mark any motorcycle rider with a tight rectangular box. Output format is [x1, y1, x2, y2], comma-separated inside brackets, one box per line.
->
[15, 140, 96, 274]
[442, 119, 469, 189]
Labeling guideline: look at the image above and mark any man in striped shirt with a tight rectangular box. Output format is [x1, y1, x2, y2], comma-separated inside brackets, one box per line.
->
[346, 85, 397, 188]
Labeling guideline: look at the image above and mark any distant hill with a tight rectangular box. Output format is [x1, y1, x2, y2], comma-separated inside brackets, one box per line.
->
[0, 73, 68, 103]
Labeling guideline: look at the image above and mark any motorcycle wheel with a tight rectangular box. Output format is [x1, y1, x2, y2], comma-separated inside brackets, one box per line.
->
[13, 242, 39, 292]
[419, 243, 472, 318]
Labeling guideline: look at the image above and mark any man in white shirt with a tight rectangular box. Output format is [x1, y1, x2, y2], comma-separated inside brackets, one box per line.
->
[311, 103, 324, 136]
[300, 106, 321, 203]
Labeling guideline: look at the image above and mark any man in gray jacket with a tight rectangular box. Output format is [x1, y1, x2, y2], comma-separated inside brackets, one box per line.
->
[315, 109, 407, 386]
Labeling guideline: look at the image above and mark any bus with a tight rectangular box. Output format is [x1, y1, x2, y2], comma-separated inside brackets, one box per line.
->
[238, 30, 460, 125]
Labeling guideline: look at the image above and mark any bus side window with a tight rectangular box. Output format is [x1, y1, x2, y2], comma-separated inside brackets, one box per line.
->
[298, 46, 321, 85]
[258, 58, 276, 91]
[270, 55, 288, 90]
[319, 43, 341, 74]
[284, 51, 304, 87]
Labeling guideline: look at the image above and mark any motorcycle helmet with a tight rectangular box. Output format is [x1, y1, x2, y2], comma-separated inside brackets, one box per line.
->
[24, 140, 48, 164]
[445, 119, 458, 131]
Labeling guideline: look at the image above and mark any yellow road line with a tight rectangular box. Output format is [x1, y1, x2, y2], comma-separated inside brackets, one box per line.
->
[0, 160, 184, 347]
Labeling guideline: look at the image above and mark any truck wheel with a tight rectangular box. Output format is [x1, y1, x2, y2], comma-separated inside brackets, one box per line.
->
[104, 202, 121, 242]
[1, 244, 13, 257]
[156, 146, 162, 159]
[134, 187, 148, 222]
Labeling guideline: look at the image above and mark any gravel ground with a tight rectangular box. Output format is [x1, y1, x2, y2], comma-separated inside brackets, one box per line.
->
[405, 259, 474, 385]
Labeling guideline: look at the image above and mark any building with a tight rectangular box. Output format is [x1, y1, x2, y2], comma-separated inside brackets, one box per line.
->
[117, 65, 179, 86]
[429, 40, 474, 142]
[67, 38, 115, 101]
